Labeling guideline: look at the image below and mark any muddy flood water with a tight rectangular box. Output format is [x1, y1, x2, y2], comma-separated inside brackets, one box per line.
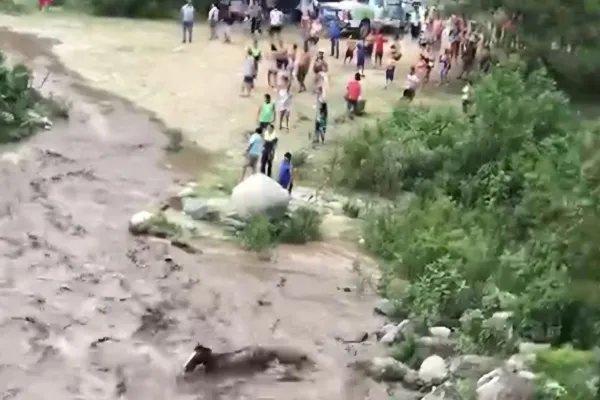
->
[0, 29, 389, 399]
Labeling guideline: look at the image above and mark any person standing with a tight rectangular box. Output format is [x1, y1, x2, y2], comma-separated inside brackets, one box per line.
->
[269, 6, 284, 41]
[180, 0, 195, 44]
[345, 73, 362, 116]
[257, 93, 276, 129]
[329, 19, 341, 59]
[278, 152, 294, 195]
[208, 3, 219, 40]
[260, 124, 278, 177]
[249, 2, 262, 35]
[403, 66, 420, 102]
[241, 127, 264, 181]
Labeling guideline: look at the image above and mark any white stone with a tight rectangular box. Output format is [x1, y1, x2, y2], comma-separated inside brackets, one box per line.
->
[419, 355, 448, 384]
[128, 211, 153, 234]
[231, 174, 290, 218]
[429, 326, 452, 339]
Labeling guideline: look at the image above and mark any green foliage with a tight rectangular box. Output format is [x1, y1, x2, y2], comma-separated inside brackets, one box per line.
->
[238, 207, 322, 252]
[86, 0, 212, 19]
[533, 347, 597, 400]
[389, 335, 423, 369]
[355, 66, 600, 350]
[458, 308, 517, 356]
[0, 51, 56, 143]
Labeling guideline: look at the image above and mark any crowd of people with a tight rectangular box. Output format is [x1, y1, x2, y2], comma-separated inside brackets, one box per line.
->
[178, 1, 491, 191]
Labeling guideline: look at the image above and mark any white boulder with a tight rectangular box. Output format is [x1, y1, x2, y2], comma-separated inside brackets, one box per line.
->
[231, 174, 290, 218]
[419, 355, 448, 384]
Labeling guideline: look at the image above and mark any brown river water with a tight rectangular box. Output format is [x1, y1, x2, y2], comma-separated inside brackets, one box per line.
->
[0, 29, 390, 400]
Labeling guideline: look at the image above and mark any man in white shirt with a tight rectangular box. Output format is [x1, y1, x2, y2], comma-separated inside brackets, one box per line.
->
[208, 3, 219, 40]
[269, 7, 284, 39]
[403, 66, 420, 102]
[180, 0, 195, 43]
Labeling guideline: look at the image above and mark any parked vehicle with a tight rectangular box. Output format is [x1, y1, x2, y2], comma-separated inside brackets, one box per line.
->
[318, 0, 407, 38]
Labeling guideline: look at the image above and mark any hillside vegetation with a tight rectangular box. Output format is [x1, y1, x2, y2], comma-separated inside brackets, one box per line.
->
[332, 65, 600, 397]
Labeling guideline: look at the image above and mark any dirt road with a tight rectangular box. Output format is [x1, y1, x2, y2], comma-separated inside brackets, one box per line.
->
[0, 19, 398, 400]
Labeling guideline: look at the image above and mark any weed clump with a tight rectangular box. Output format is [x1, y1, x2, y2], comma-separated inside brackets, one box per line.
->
[238, 207, 322, 253]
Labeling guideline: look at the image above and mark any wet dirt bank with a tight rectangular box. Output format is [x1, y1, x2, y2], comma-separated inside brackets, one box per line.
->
[0, 29, 387, 399]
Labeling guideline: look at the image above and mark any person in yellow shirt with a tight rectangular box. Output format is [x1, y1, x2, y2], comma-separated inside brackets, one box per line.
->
[260, 124, 279, 177]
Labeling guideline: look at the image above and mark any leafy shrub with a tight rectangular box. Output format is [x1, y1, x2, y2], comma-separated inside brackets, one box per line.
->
[0, 51, 56, 143]
[238, 207, 322, 252]
[533, 347, 597, 400]
[353, 66, 600, 349]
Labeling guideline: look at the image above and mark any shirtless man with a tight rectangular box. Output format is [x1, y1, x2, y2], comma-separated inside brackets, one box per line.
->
[295, 42, 312, 92]
[312, 49, 328, 92]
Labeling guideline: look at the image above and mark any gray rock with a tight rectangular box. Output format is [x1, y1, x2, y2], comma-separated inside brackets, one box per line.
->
[128, 211, 154, 234]
[377, 323, 397, 338]
[429, 326, 452, 339]
[373, 298, 396, 317]
[220, 217, 246, 231]
[350, 357, 412, 382]
[178, 187, 196, 198]
[231, 173, 290, 217]
[422, 382, 462, 400]
[449, 355, 501, 379]
[415, 336, 458, 360]
[518, 342, 551, 355]
[401, 369, 423, 390]
[380, 325, 401, 345]
[476, 369, 534, 400]
[182, 198, 211, 220]
[505, 354, 536, 372]
[418, 355, 448, 384]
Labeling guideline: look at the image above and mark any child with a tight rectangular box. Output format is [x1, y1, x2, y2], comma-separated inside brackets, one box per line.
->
[384, 53, 397, 88]
[344, 36, 356, 64]
[248, 39, 261, 79]
[403, 66, 420, 102]
[278, 152, 294, 195]
[314, 101, 328, 144]
[241, 49, 256, 97]
[277, 75, 291, 130]
[390, 43, 402, 61]
[356, 40, 366, 76]
[439, 48, 451, 85]
[462, 79, 472, 114]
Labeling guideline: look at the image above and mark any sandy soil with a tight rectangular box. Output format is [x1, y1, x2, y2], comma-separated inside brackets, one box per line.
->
[0, 18, 401, 400]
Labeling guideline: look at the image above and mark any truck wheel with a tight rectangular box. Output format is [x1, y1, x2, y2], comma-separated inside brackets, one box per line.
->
[358, 19, 371, 39]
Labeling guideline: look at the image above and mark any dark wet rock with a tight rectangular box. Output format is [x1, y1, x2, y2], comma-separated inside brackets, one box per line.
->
[182, 198, 219, 221]
[349, 357, 412, 382]
[373, 298, 396, 317]
[449, 355, 501, 380]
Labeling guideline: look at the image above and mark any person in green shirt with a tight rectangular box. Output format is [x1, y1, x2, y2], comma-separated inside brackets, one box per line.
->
[247, 39, 261, 80]
[257, 93, 275, 129]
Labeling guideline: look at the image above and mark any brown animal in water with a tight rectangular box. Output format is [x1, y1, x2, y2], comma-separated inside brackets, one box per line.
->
[183, 344, 312, 375]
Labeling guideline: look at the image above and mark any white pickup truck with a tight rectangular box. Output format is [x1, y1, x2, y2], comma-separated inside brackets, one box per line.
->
[319, 0, 408, 38]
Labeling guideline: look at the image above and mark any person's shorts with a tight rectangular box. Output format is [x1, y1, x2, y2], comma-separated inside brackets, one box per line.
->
[258, 121, 270, 129]
[276, 58, 289, 70]
[345, 49, 354, 59]
[296, 67, 307, 82]
[403, 88, 415, 100]
[346, 99, 358, 111]
[357, 58, 365, 68]
[247, 153, 259, 167]
[375, 51, 383, 60]
[243, 75, 254, 84]
[385, 67, 395, 81]
[269, 25, 282, 35]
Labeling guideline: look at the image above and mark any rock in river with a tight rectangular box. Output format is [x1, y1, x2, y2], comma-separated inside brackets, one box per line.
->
[418, 355, 448, 384]
[128, 211, 154, 234]
[231, 173, 290, 218]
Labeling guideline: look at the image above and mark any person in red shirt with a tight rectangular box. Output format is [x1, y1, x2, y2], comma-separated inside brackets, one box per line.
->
[374, 31, 387, 67]
[345, 73, 362, 115]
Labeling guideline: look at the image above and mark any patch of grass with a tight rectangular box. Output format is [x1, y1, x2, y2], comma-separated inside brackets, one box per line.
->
[389, 335, 422, 369]
[238, 214, 276, 253]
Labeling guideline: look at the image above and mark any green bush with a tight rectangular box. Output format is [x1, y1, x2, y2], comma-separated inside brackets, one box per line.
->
[238, 207, 322, 253]
[0, 51, 55, 143]
[350, 66, 600, 349]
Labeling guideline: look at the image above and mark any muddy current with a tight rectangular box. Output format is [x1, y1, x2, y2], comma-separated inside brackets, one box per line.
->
[0, 30, 387, 399]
